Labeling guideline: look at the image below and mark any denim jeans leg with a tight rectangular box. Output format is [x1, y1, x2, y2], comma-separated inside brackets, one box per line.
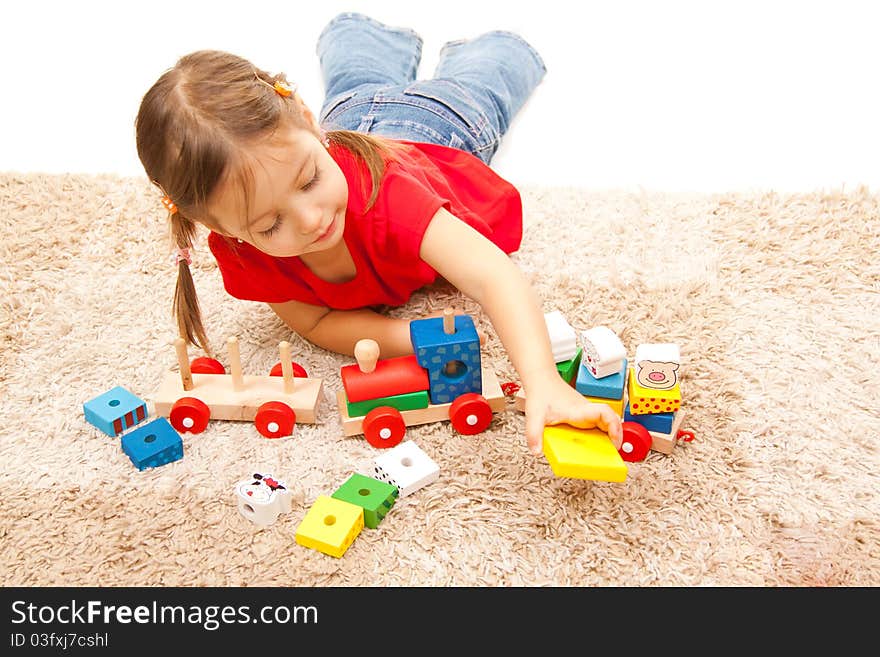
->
[316, 12, 423, 121]
[432, 31, 547, 138]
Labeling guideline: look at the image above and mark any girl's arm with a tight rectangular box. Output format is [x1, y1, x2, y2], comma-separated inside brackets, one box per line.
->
[419, 207, 623, 455]
[270, 298, 488, 359]
[268, 300, 415, 358]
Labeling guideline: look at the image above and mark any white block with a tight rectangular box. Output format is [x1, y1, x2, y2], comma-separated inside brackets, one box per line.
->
[634, 343, 680, 365]
[580, 326, 626, 372]
[235, 472, 292, 526]
[589, 359, 625, 379]
[544, 310, 578, 362]
[373, 440, 439, 497]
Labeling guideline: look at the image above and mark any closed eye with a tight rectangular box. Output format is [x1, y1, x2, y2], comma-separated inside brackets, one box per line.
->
[260, 215, 283, 237]
[301, 168, 321, 191]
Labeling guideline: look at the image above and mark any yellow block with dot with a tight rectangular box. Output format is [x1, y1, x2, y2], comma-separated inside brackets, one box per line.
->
[295, 495, 364, 558]
[543, 424, 628, 482]
[626, 367, 681, 415]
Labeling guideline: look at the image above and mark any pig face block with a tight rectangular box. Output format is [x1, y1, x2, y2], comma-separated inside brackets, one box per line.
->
[636, 360, 679, 390]
[235, 472, 292, 526]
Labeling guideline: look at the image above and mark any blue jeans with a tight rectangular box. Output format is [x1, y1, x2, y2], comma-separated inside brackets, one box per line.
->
[316, 12, 547, 164]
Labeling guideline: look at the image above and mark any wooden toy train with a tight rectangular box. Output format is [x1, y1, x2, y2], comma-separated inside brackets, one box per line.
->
[89, 307, 692, 482]
[336, 308, 505, 447]
[147, 307, 506, 447]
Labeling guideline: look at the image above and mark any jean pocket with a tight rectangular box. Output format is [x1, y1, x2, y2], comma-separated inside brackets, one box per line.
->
[402, 80, 493, 141]
[319, 90, 359, 125]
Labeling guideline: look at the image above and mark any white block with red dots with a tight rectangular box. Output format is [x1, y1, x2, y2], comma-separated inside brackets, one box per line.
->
[373, 440, 439, 497]
[544, 310, 579, 363]
[580, 326, 626, 379]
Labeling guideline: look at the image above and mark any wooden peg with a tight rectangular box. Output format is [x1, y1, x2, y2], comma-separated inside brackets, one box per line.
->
[279, 341, 295, 393]
[227, 337, 244, 391]
[354, 339, 380, 373]
[174, 337, 193, 391]
[443, 307, 455, 334]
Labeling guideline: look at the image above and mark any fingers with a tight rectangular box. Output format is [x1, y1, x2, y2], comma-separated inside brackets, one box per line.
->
[525, 411, 545, 456]
[599, 409, 623, 449]
[563, 401, 624, 450]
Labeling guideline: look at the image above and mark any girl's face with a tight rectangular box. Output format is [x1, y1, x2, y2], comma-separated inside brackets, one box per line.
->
[207, 125, 349, 258]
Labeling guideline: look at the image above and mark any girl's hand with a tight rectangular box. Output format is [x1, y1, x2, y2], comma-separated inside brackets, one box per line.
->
[523, 376, 623, 456]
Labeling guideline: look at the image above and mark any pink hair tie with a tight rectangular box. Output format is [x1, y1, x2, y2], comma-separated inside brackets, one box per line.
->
[171, 248, 192, 266]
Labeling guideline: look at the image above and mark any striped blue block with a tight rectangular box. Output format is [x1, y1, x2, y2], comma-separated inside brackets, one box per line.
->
[84, 386, 148, 437]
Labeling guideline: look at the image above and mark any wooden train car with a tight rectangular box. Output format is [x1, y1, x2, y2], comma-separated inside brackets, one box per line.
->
[153, 337, 323, 438]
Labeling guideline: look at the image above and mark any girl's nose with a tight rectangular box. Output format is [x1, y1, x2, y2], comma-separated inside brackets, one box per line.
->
[296, 205, 323, 235]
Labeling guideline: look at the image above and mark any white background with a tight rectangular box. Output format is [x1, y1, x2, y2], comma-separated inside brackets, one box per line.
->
[3, 0, 879, 192]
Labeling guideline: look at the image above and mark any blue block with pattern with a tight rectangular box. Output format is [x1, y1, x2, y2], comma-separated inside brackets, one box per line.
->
[575, 359, 627, 399]
[624, 402, 675, 434]
[410, 315, 482, 404]
[121, 417, 183, 471]
[83, 385, 149, 437]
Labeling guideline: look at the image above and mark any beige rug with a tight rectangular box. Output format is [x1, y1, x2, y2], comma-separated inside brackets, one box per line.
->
[1, 173, 877, 587]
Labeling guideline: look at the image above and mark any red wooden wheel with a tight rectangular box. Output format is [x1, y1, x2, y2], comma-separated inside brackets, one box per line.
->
[269, 362, 308, 378]
[190, 357, 225, 374]
[363, 406, 406, 448]
[449, 393, 493, 435]
[169, 397, 211, 434]
[619, 421, 652, 462]
[254, 401, 296, 438]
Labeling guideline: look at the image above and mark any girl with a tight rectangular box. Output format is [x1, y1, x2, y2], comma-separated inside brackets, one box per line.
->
[135, 12, 622, 456]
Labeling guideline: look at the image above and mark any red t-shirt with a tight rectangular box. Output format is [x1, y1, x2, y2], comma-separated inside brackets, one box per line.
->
[207, 139, 523, 308]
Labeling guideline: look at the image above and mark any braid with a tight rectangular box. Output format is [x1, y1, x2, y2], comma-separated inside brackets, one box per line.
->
[170, 213, 211, 355]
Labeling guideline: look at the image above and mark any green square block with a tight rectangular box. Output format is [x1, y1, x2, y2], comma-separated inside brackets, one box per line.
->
[331, 473, 399, 529]
[346, 390, 430, 418]
[557, 347, 583, 385]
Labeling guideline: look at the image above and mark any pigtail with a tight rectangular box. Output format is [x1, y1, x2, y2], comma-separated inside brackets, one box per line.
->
[135, 50, 403, 356]
[169, 212, 211, 356]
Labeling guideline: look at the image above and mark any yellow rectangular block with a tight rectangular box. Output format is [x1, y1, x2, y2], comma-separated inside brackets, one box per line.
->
[295, 495, 364, 558]
[543, 425, 627, 482]
[584, 394, 624, 416]
[626, 367, 681, 415]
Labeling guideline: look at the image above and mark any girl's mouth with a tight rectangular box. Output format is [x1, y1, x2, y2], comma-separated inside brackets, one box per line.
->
[314, 216, 336, 243]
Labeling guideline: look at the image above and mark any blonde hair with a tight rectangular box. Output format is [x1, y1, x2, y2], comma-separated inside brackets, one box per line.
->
[135, 49, 396, 353]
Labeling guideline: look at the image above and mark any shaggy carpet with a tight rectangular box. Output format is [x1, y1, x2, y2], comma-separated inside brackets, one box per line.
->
[1, 173, 877, 587]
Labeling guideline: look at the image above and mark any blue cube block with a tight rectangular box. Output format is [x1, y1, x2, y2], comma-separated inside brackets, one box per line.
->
[121, 417, 183, 471]
[575, 359, 627, 399]
[410, 315, 482, 404]
[84, 386, 148, 437]
[624, 402, 675, 434]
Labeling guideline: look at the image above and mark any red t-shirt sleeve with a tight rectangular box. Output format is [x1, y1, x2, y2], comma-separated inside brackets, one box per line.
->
[365, 145, 517, 273]
[366, 158, 451, 268]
